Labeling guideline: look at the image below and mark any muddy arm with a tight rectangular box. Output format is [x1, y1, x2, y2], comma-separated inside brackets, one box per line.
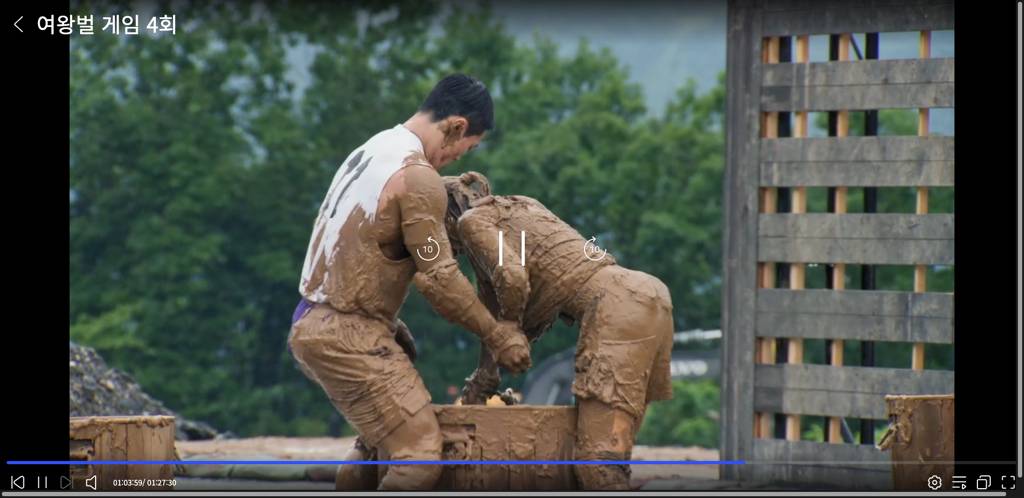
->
[399, 166, 531, 373]
[461, 276, 503, 405]
[462, 345, 501, 405]
[457, 211, 530, 325]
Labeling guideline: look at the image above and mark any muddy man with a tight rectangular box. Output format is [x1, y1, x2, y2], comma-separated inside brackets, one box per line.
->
[287, 75, 531, 491]
[445, 172, 675, 490]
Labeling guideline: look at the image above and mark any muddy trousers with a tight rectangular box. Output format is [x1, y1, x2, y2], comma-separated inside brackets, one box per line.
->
[574, 398, 643, 490]
[288, 304, 442, 490]
[333, 407, 443, 491]
[568, 267, 673, 490]
[335, 438, 377, 490]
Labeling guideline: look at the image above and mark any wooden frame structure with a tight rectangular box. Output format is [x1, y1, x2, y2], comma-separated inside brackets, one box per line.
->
[721, 0, 954, 489]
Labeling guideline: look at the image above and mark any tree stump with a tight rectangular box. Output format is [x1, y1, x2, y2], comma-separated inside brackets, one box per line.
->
[69, 415, 176, 490]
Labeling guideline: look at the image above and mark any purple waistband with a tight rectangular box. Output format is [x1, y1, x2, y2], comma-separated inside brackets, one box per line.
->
[292, 298, 316, 326]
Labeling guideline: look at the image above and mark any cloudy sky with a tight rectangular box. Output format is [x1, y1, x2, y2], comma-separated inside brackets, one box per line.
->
[283, 1, 953, 131]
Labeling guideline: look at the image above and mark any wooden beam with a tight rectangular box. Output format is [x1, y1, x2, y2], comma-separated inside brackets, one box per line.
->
[750, 438, 892, 490]
[760, 160, 954, 187]
[758, 211, 955, 266]
[762, 136, 954, 162]
[761, 54, 954, 112]
[762, 58, 954, 86]
[754, 364, 955, 419]
[762, 82, 953, 111]
[759, 234, 954, 266]
[756, 288, 954, 344]
[759, 213, 953, 240]
[761, 58, 955, 112]
[761, 1, 953, 36]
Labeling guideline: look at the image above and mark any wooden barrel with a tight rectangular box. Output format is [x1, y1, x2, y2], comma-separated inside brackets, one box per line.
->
[374, 405, 578, 490]
[883, 395, 954, 491]
[69, 415, 177, 491]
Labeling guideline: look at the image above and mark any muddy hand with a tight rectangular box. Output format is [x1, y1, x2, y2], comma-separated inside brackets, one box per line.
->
[485, 321, 531, 374]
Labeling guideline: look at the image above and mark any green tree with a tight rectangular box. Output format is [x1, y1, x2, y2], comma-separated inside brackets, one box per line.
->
[637, 380, 720, 448]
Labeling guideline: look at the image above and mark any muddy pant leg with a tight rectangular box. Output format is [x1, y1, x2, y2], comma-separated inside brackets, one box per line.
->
[335, 437, 378, 491]
[376, 403, 443, 490]
[574, 398, 638, 490]
[288, 307, 438, 489]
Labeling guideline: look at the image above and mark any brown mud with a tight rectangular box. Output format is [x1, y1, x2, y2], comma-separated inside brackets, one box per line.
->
[442, 172, 676, 489]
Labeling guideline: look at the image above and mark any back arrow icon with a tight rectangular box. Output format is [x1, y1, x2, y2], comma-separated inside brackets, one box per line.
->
[14, 16, 23, 33]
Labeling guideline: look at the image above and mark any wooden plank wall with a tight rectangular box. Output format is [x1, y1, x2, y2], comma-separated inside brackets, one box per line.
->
[722, 0, 954, 489]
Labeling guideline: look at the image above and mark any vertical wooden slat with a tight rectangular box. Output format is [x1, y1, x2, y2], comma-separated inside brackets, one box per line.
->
[755, 219, 774, 440]
[826, 33, 851, 444]
[836, 32, 851, 146]
[794, 35, 809, 138]
[786, 235, 805, 444]
[760, 34, 781, 352]
[912, 30, 931, 371]
[783, 32, 810, 443]
[756, 34, 782, 442]
[834, 33, 850, 223]
[859, 30, 880, 446]
[827, 323, 846, 443]
[767, 36, 780, 63]
[763, 36, 781, 138]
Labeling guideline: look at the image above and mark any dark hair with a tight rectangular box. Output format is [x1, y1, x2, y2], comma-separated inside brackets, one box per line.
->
[419, 74, 494, 136]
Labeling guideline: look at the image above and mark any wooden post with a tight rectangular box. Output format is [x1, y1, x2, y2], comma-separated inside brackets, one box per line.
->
[884, 395, 954, 490]
[912, 30, 931, 371]
[69, 416, 176, 491]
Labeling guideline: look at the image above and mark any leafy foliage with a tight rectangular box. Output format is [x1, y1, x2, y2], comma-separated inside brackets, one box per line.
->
[637, 380, 720, 448]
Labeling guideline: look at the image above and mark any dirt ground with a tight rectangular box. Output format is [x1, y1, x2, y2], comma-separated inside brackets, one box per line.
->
[176, 436, 722, 487]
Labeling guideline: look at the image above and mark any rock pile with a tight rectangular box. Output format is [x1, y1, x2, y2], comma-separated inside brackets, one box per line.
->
[69, 341, 225, 441]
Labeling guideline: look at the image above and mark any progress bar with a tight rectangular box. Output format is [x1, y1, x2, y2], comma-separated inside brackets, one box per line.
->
[8, 460, 744, 466]
[8, 460, 1016, 466]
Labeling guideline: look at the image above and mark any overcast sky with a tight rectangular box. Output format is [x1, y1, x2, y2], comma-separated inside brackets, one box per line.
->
[283, 1, 953, 132]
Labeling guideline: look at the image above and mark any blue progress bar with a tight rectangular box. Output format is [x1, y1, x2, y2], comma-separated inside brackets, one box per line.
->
[9, 460, 745, 466]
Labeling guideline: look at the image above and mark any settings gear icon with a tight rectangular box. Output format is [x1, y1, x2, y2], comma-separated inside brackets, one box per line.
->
[926, 474, 942, 490]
